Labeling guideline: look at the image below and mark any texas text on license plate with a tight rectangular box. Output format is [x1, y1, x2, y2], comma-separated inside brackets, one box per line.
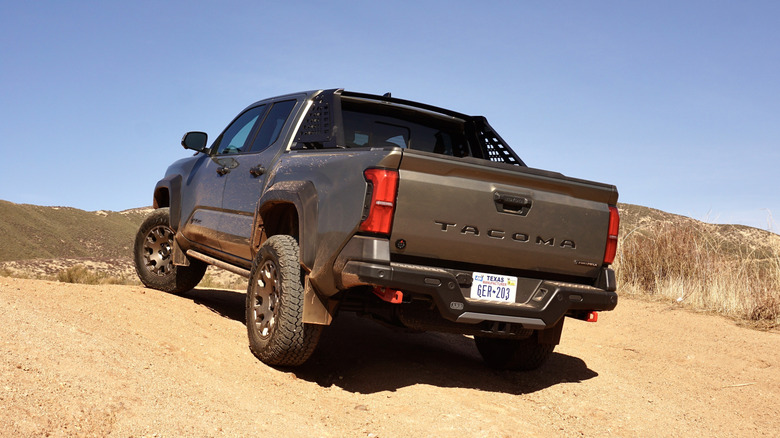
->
[470, 272, 518, 303]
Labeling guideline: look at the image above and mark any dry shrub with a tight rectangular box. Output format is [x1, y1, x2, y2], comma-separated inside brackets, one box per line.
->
[56, 264, 132, 285]
[197, 273, 222, 289]
[750, 289, 780, 323]
[198, 272, 247, 290]
[615, 220, 780, 328]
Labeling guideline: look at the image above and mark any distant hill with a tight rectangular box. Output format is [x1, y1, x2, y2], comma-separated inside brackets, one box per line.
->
[2, 199, 778, 262]
[0, 201, 242, 287]
[1, 199, 778, 326]
[2, 199, 778, 263]
[0, 200, 152, 262]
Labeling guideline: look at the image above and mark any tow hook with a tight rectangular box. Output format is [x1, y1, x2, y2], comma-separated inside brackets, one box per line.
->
[372, 286, 404, 304]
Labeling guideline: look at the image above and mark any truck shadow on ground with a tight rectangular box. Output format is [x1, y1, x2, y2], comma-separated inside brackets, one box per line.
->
[187, 288, 247, 323]
[185, 288, 598, 396]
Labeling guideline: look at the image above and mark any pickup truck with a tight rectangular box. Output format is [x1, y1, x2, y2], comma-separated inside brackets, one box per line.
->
[133, 89, 620, 370]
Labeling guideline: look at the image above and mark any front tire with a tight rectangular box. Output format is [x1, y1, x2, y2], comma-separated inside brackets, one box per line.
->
[246, 235, 322, 367]
[133, 208, 207, 294]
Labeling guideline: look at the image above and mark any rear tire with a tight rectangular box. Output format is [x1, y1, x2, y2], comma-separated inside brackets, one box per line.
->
[474, 333, 555, 371]
[246, 235, 322, 367]
[133, 208, 207, 294]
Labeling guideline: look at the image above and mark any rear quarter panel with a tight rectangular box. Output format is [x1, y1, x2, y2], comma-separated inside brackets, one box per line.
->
[264, 148, 403, 294]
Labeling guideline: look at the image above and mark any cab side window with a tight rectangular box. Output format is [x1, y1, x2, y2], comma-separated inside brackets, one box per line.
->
[250, 100, 297, 152]
[214, 105, 267, 154]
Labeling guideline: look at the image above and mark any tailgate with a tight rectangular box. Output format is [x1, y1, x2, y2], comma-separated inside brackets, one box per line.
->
[389, 151, 619, 280]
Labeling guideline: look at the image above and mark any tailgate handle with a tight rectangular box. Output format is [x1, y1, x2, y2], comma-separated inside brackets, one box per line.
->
[494, 192, 532, 215]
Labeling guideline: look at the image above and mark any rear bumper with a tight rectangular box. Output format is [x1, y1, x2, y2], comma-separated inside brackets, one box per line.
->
[339, 259, 618, 330]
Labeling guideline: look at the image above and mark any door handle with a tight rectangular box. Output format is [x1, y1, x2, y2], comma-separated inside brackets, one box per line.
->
[216, 166, 230, 176]
[249, 165, 266, 177]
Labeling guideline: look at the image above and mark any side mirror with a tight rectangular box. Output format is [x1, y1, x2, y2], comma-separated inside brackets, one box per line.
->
[181, 131, 208, 152]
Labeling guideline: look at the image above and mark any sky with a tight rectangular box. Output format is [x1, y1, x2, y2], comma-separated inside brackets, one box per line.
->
[1, 1, 778, 231]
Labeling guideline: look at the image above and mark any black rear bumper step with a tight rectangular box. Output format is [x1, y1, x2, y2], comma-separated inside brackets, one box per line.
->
[341, 260, 618, 330]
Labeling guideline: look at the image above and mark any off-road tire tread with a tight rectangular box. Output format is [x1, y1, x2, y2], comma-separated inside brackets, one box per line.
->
[246, 235, 322, 367]
[133, 208, 207, 294]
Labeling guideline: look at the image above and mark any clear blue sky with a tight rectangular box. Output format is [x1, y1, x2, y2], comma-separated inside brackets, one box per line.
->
[1, 1, 778, 231]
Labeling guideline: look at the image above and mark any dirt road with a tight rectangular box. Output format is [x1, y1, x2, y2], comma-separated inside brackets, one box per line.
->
[1, 277, 778, 437]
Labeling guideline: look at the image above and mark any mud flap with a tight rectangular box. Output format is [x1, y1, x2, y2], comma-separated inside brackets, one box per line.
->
[302, 277, 335, 325]
[172, 238, 189, 267]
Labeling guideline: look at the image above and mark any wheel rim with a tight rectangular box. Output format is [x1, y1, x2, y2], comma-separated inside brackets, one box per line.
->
[251, 259, 280, 339]
[142, 225, 175, 276]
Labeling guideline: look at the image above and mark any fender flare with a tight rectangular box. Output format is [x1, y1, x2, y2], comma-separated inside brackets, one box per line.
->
[153, 174, 182, 231]
[252, 180, 318, 270]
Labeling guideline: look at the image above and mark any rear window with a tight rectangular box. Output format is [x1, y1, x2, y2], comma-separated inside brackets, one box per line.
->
[341, 100, 475, 158]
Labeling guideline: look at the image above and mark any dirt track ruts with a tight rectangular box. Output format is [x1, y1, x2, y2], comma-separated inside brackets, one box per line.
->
[1, 277, 778, 437]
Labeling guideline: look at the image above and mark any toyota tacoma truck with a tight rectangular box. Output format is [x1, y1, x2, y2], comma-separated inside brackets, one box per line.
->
[134, 89, 620, 370]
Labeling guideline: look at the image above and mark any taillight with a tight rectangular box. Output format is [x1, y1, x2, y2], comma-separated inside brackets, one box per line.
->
[603, 205, 620, 265]
[359, 168, 399, 235]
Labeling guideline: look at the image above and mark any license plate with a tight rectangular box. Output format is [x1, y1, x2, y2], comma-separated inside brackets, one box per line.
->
[470, 272, 517, 303]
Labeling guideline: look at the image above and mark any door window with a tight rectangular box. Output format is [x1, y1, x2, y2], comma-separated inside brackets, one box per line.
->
[250, 100, 297, 152]
[214, 105, 267, 154]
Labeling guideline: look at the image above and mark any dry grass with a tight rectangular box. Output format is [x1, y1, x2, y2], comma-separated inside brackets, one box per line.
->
[1, 259, 246, 290]
[0, 258, 140, 284]
[615, 214, 780, 329]
[55, 264, 135, 285]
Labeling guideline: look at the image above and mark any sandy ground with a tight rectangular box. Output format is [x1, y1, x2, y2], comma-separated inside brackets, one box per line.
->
[1, 276, 778, 437]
